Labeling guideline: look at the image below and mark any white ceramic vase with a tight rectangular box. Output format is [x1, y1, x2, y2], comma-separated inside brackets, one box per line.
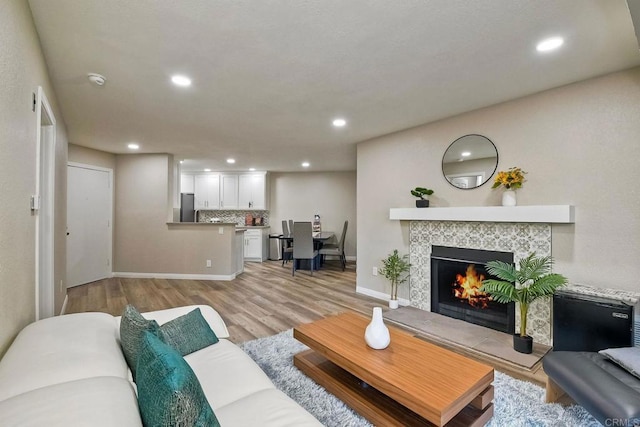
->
[502, 189, 517, 206]
[388, 299, 399, 309]
[364, 307, 390, 350]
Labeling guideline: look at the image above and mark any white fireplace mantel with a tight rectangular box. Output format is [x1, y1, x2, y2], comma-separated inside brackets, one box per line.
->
[389, 205, 574, 223]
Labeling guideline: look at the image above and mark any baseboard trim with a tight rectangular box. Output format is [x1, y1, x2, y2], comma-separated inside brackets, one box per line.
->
[59, 294, 68, 315]
[355, 286, 410, 306]
[113, 272, 236, 281]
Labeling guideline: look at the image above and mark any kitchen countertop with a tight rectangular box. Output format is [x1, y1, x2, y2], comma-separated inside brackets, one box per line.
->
[166, 222, 270, 229]
[166, 222, 238, 226]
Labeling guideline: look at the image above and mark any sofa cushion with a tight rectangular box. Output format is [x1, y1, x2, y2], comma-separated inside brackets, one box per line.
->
[600, 347, 640, 380]
[0, 376, 141, 427]
[543, 351, 640, 425]
[0, 312, 128, 401]
[160, 307, 219, 356]
[185, 339, 276, 409]
[215, 388, 322, 426]
[119, 305, 162, 379]
[136, 331, 220, 427]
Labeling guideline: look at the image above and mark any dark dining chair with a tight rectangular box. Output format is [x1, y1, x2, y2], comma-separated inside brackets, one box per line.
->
[292, 222, 318, 276]
[281, 220, 293, 265]
[319, 220, 348, 270]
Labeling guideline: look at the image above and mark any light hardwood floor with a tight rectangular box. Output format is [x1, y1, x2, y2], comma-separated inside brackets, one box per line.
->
[66, 259, 546, 386]
[66, 260, 379, 344]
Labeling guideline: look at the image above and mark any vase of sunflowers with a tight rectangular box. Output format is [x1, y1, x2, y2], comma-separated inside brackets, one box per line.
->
[492, 167, 526, 206]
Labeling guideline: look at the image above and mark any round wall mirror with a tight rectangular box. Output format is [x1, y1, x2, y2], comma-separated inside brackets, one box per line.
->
[442, 134, 498, 189]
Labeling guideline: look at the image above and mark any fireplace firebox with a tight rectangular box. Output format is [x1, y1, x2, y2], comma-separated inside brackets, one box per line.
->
[431, 246, 515, 334]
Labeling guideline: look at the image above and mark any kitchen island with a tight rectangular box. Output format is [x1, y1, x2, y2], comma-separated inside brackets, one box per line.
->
[114, 222, 243, 280]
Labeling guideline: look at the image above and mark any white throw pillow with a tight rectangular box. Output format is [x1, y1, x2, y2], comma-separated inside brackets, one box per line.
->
[599, 346, 640, 379]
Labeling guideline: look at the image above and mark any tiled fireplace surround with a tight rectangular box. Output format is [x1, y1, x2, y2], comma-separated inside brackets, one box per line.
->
[409, 221, 553, 345]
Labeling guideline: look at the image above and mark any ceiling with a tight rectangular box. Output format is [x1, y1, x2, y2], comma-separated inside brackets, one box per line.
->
[28, 0, 640, 172]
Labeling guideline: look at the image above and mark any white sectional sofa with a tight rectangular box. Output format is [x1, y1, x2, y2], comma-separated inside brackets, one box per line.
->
[0, 305, 322, 426]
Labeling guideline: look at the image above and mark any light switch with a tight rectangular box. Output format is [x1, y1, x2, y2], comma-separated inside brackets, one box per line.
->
[218, 227, 224, 234]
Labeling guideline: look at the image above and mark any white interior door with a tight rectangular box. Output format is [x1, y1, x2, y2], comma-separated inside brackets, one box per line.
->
[67, 164, 112, 287]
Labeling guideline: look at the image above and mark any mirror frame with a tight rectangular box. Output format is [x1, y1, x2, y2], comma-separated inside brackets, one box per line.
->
[442, 134, 498, 190]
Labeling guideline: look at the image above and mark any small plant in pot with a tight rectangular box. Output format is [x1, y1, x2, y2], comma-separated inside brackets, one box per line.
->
[480, 253, 567, 354]
[379, 250, 411, 309]
[411, 187, 434, 208]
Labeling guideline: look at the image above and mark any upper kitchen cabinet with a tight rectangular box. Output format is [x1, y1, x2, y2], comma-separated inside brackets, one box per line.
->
[194, 174, 220, 209]
[183, 171, 269, 210]
[238, 172, 268, 210]
[180, 174, 195, 194]
[220, 174, 239, 209]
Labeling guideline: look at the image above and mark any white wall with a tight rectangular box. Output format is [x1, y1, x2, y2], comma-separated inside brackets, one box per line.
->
[269, 172, 356, 257]
[0, 0, 69, 355]
[357, 67, 640, 300]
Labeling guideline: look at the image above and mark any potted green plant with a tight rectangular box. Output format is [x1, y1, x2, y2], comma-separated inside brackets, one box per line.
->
[379, 250, 411, 309]
[411, 187, 434, 208]
[480, 253, 567, 354]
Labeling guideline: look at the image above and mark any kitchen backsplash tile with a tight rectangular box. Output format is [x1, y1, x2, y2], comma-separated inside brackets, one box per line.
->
[198, 210, 269, 226]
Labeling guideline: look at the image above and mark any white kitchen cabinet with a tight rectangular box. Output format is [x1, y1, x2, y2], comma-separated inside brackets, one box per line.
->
[220, 174, 239, 209]
[243, 228, 269, 261]
[180, 174, 195, 194]
[238, 173, 267, 210]
[194, 174, 220, 209]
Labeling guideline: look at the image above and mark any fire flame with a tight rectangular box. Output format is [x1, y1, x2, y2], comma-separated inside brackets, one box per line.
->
[451, 264, 491, 309]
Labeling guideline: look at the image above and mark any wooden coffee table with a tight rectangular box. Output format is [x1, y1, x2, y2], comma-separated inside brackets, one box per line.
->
[293, 312, 494, 426]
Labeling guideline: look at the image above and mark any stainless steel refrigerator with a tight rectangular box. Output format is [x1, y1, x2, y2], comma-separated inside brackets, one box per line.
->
[180, 193, 195, 222]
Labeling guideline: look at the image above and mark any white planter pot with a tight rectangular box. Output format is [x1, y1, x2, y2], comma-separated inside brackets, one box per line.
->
[364, 307, 390, 350]
[388, 299, 399, 309]
[502, 189, 517, 206]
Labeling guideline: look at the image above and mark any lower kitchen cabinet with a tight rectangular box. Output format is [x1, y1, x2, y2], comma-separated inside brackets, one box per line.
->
[243, 228, 269, 262]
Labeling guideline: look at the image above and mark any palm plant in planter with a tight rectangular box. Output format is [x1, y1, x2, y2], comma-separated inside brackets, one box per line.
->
[379, 250, 411, 309]
[411, 187, 434, 208]
[480, 253, 568, 354]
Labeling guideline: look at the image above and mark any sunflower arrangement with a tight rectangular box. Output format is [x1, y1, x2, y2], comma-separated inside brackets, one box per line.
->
[492, 167, 527, 190]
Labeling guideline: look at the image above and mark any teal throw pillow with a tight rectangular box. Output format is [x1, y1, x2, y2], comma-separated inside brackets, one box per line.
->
[136, 331, 220, 427]
[160, 308, 219, 356]
[119, 304, 162, 379]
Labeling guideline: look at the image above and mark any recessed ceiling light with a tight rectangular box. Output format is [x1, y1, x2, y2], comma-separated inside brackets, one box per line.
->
[204, 168, 211, 172]
[127, 143, 139, 150]
[302, 162, 310, 168]
[179, 160, 184, 164]
[226, 158, 236, 164]
[249, 167, 256, 171]
[171, 75, 192, 87]
[332, 118, 347, 127]
[461, 151, 471, 157]
[536, 37, 564, 52]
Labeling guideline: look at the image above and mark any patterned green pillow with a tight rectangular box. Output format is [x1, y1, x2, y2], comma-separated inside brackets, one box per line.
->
[136, 331, 220, 427]
[160, 308, 219, 356]
[119, 305, 162, 379]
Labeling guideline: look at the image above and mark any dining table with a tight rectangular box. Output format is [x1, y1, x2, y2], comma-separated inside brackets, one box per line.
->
[279, 231, 335, 268]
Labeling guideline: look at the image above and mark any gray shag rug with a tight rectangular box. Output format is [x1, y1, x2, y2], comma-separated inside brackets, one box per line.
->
[239, 329, 602, 427]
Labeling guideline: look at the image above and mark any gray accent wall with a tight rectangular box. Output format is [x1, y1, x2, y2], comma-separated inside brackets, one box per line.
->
[113, 154, 236, 276]
[357, 67, 640, 300]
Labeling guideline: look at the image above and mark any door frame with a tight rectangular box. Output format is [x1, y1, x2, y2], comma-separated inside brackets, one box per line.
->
[67, 162, 114, 286]
[35, 86, 56, 320]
